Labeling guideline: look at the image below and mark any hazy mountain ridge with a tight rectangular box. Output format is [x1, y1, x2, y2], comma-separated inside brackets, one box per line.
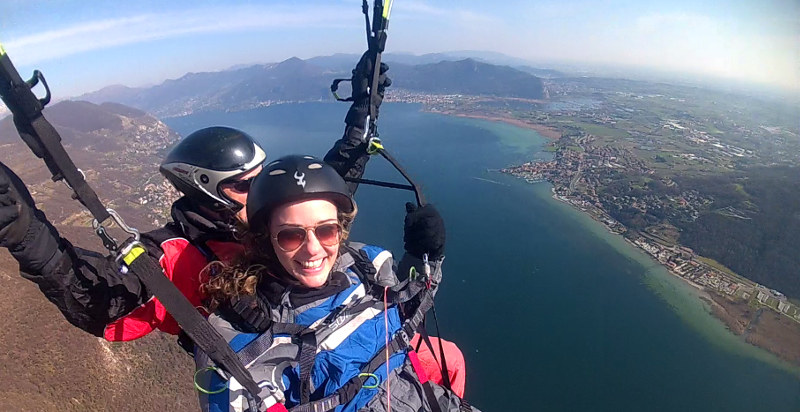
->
[389, 58, 544, 99]
[78, 56, 544, 117]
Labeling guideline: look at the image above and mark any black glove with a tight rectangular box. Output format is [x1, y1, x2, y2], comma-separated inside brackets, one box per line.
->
[0, 162, 34, 248]
[403, 202, 445, 260]
[345, 49, 392, 132]
[0, 162, 62, 273]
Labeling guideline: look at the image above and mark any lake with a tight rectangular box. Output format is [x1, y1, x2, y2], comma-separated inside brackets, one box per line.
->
[165, 102, 800, 411]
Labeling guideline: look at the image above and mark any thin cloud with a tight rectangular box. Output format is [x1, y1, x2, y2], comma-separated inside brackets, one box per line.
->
[398, 1, 500, 25]
[4, 4, 353, 65]
[635, 12, 718, 34]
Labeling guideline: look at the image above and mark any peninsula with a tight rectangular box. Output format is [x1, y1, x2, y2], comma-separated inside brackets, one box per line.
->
[387, 79, 800, 366]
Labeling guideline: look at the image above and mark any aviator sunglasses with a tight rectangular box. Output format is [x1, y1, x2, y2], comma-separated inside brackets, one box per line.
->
[273, 223, 343, 252]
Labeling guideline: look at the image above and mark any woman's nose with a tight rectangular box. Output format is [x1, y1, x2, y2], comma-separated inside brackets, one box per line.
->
[302, 229, 324, 254]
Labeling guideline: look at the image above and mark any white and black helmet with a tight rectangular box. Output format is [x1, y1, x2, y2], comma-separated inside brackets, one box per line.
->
[247, 155, 355, 233]
[159, 126, 266, 211]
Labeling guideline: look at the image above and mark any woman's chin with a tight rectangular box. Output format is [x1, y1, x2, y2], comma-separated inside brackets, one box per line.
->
[298, 276, 327, 288]
[293, 268, 329, 288]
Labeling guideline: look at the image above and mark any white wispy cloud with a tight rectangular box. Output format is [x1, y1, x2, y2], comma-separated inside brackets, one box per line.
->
[4, 4, 354, 65]
[397, 1, 500, 25]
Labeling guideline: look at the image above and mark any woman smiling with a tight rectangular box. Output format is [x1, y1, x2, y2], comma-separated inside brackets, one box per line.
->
[198, 155, 476, 412]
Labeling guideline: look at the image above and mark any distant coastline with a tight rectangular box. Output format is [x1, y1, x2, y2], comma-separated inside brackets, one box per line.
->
[427, 110, 562, 140]
[545, 174, 800, 369]
[431, 108, 800, 368]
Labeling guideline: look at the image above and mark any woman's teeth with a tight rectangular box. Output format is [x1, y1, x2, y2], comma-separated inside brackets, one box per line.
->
[300, 259, 323, 269]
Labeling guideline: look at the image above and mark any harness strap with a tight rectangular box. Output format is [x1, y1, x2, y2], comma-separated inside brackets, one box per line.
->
[417, 316, 452, 390]
[289, 332, 408, 412]
[122, 243, 263, 405]
[389, 278, 427, 304]
[2, 46, 266, 407]
[273, 323, 309, 335]
[0, 52, 113, 230]
[289, 288, 436, 412]
[237, 331, 275, 366]
[192, 236, 221, 262]
[422, 381, 444, 412]
[340, 245, 377, 289]
[298, 332, 318, 404]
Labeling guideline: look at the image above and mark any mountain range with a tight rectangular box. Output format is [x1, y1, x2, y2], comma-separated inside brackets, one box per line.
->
[77, 56, 546, 117]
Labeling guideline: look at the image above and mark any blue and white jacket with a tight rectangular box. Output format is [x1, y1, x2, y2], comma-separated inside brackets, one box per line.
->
[194, 243, 474, 412]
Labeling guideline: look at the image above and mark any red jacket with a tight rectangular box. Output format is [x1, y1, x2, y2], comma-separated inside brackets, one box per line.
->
[104, 236, 243, 341]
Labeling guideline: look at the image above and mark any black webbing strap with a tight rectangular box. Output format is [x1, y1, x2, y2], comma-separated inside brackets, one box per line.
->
[0, 51, 112, 226]
[367, 1, 389, 138]
[416, 317, 452, 390]
[290, 288, 436, 412]
[389, 278, 426, 304]
[123, 244, 263, 405]
[289, 331, 408, 412]
[429, 305, 451, 390]
[422, 381, 444, 412]
[340, 245, 377, 286]
[298, 332, 318, 404]
[237, 331, 274, 366]
[24, 116, 111, 221]
[273, 322, 310, 335]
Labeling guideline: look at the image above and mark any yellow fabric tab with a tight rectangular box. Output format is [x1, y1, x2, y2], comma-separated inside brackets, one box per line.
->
[367, 139, 384, 155]
[383, 0, 393, 19]
[122, 246, 146, 265]
[0, 43, 6, 57]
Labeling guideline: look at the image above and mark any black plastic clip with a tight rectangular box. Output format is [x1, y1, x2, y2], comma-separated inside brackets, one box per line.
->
[330, 78, 354, 102]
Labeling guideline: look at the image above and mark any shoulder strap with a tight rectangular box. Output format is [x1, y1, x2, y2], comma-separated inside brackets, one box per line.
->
[340, 244, 375, 278]
[0, 47, 265, 409]
[122, 242, 263, 408]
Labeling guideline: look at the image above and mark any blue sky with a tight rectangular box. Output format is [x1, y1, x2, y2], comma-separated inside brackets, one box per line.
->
[0, 0, 798, 97]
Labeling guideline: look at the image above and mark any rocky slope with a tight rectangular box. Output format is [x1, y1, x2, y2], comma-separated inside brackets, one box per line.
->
[0, 101, 195, 411]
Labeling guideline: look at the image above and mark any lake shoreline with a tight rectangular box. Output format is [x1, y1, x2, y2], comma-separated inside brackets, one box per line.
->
[436, 109, 800, 370]
[427, 110, 562, 140]
[544, 177, 800, 371]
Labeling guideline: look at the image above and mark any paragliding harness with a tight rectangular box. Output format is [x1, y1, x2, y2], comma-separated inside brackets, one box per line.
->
[331, 0, 454, 394]
[0, 43, 266, 410]
[202, 244, 452, 412]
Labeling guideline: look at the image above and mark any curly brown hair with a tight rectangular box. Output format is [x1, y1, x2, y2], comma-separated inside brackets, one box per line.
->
[202, 202, 357, 312]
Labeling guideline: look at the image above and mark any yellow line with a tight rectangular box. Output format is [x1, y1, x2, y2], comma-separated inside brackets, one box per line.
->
[383, 0, 393, 20]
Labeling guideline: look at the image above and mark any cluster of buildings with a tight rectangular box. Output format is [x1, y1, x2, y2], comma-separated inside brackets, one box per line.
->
[500, 127, 800, 326]
[633, 236, 800, 323]
[387, 90, 480, 111]
[138, 179, 180, 227]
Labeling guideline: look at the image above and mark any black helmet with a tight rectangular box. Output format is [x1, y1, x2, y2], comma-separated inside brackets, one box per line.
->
[247, 155, 354, 233]
[159, 126, 266, 211]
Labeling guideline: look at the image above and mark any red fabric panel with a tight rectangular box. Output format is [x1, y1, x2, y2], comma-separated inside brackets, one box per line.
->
[410, 334, 467, 398]
[103, 238, 241, 341]
[408, 350, 429, 384]
[266, 404, 289, 412]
